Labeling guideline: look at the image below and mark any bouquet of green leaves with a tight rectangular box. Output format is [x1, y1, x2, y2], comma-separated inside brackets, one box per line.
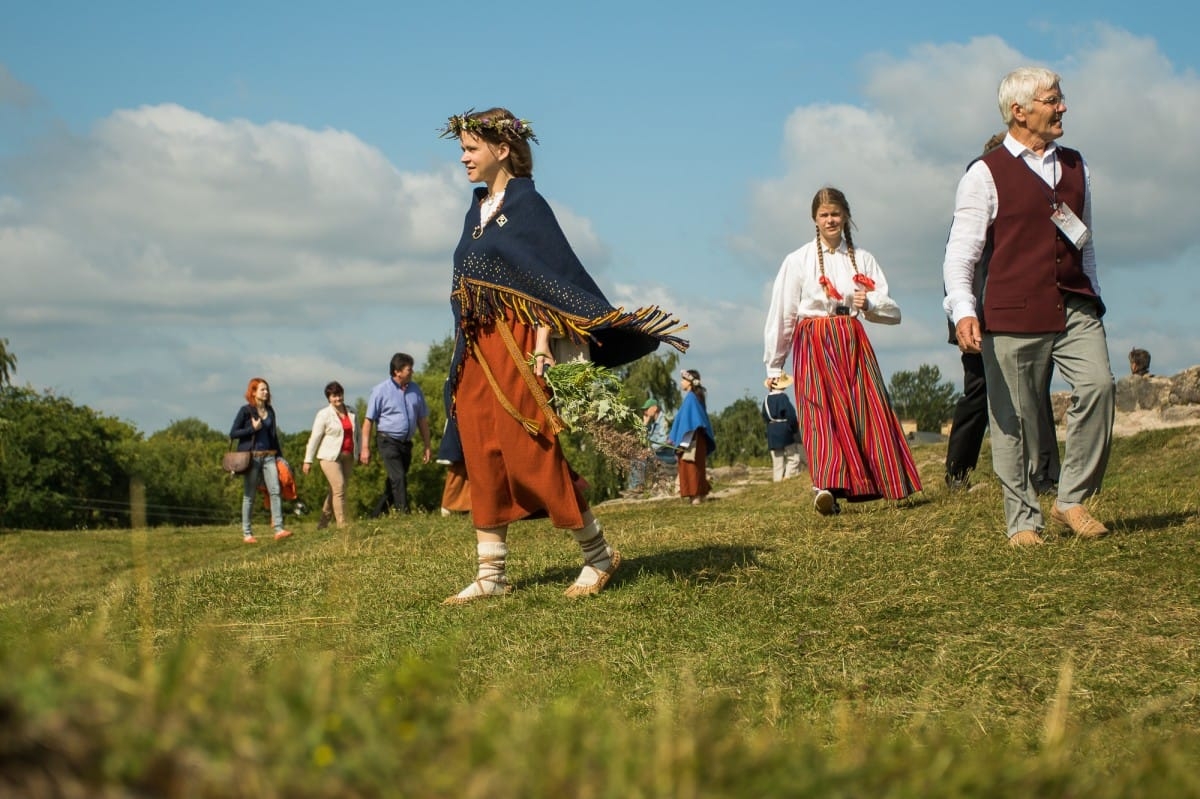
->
[534, 358, 652, 475]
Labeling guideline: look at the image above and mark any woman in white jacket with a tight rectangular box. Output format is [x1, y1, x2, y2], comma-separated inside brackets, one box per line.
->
[303, 381, 361, 529]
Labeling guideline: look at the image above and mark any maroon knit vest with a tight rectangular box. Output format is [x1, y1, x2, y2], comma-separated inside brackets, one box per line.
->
[981, 145, 1094, 333]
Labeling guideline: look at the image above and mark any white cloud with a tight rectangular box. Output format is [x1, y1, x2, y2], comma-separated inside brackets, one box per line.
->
[0, 104, 472, 431]
[0, 99, 628, 433]
[4, 104, 462, 327]
[716, 26, 1200, 415]
[4, 26, 1198, 435]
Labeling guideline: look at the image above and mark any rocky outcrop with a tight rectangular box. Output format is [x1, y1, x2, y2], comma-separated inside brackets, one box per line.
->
[1051, 366, 1200, 434]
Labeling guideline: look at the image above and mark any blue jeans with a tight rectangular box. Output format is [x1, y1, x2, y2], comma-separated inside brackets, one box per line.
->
[242, 454, 284, 535]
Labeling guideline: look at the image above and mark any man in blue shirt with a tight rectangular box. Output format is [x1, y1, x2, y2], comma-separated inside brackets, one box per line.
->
[361, 352, 432, 515]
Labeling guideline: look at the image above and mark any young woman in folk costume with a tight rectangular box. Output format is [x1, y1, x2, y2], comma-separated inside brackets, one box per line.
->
[668, 368, 716, 505]
[763, 187, 921, 515]
[439, 107, 687, 603]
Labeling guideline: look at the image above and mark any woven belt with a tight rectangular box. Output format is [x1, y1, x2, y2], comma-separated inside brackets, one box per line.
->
[470, 315, 565, 439]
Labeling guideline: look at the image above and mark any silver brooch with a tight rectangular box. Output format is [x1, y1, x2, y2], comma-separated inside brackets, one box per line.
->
[496, 214, 507, 227]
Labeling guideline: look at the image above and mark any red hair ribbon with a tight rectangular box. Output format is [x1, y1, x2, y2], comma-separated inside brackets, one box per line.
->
[853, 274, 876, 291]
[818, 275, 844, 301]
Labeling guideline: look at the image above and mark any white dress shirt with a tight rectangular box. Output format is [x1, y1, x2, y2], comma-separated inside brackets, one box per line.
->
[763, 239, 901, 377]
[942, 133, 1098, 327]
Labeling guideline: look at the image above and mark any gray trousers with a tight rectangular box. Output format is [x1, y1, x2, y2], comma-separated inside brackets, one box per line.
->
[982, 295, 1114, 537]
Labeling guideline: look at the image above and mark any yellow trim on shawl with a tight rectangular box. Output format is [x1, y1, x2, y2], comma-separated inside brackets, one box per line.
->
[453, 278, 689, 353]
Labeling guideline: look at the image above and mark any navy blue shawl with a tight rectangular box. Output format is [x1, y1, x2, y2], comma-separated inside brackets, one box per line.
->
[448, 178, 686, 382]
[437, 178, 688, 464]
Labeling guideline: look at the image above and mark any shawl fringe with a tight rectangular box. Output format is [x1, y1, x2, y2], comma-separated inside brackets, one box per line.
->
[455, 278, 689, 354]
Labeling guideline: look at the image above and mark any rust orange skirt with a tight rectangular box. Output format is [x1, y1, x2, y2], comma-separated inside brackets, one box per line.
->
[455, 311, 588, 529]
[677, 432, 710, 499]
[440, 462, 471, 513]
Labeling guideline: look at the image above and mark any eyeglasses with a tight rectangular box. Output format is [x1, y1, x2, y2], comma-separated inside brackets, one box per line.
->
[1033, 94, 1066, 107]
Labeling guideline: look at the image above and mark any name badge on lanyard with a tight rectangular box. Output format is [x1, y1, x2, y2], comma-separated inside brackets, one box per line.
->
[1051, 202, 1091, 249]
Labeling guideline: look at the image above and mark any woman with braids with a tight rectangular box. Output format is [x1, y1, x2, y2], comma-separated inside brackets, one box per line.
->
[763, 187, 921, 516]
[438, 107, 687, 604]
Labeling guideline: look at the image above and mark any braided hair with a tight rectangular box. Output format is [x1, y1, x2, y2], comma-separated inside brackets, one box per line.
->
[812, 186, 862, 298]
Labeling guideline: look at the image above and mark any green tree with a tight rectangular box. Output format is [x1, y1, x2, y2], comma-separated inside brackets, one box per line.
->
[0, 387, 140, 530]
[0, 338, 15, 389]
[710, 395, 769, 467]
[888, 364, 959, 432]
[620, 352, 681, 415]
[136, 419, 239, 526]
[160, 417, 223, 442]
[423, 335, 456, 376]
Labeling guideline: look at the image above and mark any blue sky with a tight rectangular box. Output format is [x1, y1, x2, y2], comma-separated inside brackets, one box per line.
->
[2, 1, 1197, 437]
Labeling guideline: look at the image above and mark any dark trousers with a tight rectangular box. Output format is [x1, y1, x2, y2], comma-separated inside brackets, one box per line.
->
[372, 435, 414, 516]
[945, 352, 1061, 487]
[945, 353, 989, 478]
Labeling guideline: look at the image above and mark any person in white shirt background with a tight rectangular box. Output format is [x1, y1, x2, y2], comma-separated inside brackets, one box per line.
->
[303, 380, 360, 530]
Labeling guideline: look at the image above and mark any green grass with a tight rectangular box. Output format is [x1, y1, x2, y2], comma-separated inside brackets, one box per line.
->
[2, 427, 1200, 797]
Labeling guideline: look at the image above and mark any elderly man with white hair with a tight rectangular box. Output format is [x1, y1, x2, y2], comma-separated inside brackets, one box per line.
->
[942, 66, 1115, 547]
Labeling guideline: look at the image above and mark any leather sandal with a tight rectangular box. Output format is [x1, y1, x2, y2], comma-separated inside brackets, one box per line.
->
[564, 550, 622, 598]
[442, 578, 512, 606]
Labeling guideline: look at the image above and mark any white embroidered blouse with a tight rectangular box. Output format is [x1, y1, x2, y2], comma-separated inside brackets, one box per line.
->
[763, 239, 900, 377]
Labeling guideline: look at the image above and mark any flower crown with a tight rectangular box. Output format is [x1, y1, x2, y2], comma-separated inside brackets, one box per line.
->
[439, 110, 539, 144]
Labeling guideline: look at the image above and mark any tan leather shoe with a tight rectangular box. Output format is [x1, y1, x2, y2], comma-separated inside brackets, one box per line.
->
[1050, 505, 1109, 539]
[1008, 530, 1044, 547]
[564, 551, 622, 598]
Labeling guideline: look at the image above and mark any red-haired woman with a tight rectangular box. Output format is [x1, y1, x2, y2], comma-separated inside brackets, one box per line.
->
[229, 377, 292, 543]
[763, 187, 921, 516]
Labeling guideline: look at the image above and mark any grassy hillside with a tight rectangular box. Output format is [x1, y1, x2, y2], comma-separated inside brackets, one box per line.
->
[2, 427, 1199, 797]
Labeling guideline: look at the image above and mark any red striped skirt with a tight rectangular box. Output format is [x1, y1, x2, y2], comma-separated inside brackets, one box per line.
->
[791, 316, 921, 501]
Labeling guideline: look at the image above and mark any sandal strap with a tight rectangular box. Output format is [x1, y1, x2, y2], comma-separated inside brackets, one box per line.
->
[578, 540, 612, 568]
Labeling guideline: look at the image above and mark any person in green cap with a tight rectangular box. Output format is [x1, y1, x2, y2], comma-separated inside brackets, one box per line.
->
[628, 398, 675, 491]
